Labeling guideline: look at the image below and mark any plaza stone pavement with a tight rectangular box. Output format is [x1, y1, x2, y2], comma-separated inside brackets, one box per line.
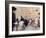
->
[24, 25, 40, 31]
[24, 23, 40, 31]
[13, 23, 40, 31]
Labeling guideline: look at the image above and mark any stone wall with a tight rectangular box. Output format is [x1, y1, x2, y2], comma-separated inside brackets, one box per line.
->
[14, 7, 40, 20]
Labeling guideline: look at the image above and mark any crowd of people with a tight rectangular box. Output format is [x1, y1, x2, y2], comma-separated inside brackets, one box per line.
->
[13, 16, 40, 31]
[13, 16, 32, 31]
[12, 7, 40, 31]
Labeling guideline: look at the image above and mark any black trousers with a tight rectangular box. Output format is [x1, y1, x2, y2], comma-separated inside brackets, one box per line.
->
[12, 23, 15, 31]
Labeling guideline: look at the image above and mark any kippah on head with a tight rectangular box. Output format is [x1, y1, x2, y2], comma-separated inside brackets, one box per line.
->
[12, 7, 16, 11]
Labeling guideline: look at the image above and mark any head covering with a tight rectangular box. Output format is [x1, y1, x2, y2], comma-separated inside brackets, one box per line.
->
[12, 7, 16, 11]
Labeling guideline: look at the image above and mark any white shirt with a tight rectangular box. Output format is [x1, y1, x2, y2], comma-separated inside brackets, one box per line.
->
[19, 21, 24, 26]
[29, 20, 32, 23]
[14, 21, 18, 25]
[35, 18, 38, 24]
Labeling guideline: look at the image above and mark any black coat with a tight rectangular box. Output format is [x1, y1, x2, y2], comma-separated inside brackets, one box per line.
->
[12, 13, 16, 23]
[12, 13, 16, 31]
[24, 19, 28, 27]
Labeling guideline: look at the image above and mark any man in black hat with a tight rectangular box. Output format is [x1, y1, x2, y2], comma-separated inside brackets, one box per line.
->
[12, 7, 16, 31]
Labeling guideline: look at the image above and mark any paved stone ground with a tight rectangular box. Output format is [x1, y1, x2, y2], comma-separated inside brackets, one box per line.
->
[24, 25, 40, 31]
[13, 23, 40, 31]
[25, 23, 40, 30]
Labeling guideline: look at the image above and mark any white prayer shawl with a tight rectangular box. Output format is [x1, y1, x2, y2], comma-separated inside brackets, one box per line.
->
[29, 20, 32, 23]
[18, 21, 24, 31]
[19, 21, 24, 26]
[14, 21, 18, 25]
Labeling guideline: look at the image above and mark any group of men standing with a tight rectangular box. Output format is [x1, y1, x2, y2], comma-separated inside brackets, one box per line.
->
[12, 7, 40, 31]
